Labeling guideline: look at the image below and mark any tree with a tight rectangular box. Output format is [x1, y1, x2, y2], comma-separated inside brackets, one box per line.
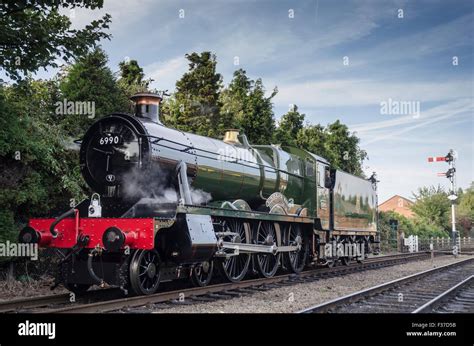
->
[325, 120, 367, 176]
[411, 185, 451, 231]
[59, 48, 128, 136]
[0, 79, 87, 245]
[457, 182, 474, 236]
[378, 210, 446, 251]
[295, 120, 366, 176]
[0, 1, 111, 81]
[458, 183, 474, 220]
[117, 59, 152, 99]
[165, 52, 223, 137]
[219, 68, 253, 130]
[219, 69, 277, 144]
[274, 105, 305, 146]
[296, 124, 328, 158]
[239, 79, 277, 144]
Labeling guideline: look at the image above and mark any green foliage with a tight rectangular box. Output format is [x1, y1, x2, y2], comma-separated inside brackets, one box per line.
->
[457, 182, 474, 236]
[217, 68, 277, 144]
[0, 1, 111, 81]
[117, 59, 153, 101]
[164, 52, 224, 137]
[324, 120, 367, 176]
[295, 120, 366, 176]
[165, 54, 365, 175]
[379, 210, 447, 241]
[411, 185, 451, 231]
[163, 62, 277, 144]
[0, 80, 88, 243]
[274, 105, 305, 147]
[59, 48, 129, 137]
[218, 68, 252, 130]
[296, 124, 328, 157]
[0, 210, 16, 244]
[239, 79, 277, 145]
[382, 183, 474, 240]
[412, 220, 446, 238]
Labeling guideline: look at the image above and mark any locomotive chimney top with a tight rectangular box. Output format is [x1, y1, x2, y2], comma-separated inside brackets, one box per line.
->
[130, 92, 162, 123]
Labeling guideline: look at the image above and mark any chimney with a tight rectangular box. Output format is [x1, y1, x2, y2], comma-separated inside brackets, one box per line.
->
[130, 92, 162, 123]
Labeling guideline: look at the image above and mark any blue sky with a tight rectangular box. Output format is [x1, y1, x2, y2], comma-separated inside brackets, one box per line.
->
[35, 0, 474, 202]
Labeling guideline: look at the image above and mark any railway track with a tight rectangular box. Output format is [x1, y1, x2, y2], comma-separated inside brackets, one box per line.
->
[298, 257, 474, 313]
[0, 252, 453, 313]
[413, 274, 474, 313]
[0, 287, 123, 313]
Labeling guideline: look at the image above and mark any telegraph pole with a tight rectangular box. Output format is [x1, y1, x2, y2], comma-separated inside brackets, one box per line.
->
[428, 149, 458, 256]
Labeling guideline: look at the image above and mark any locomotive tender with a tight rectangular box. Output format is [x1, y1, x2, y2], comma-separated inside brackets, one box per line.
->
[19, 93, 379, 295]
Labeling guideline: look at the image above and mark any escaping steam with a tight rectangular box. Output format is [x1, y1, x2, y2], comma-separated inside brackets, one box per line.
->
[61, 137, 81, 151]
[189, 188, 212, 205]
[121, 166, 212, 205]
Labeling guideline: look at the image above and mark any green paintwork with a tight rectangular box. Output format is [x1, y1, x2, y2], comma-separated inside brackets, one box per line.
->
[141, 120, 375, 233]
[176, 205, 314, 224]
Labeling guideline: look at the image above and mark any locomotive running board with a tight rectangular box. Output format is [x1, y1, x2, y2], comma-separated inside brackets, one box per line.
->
[216, 241, 299, 257]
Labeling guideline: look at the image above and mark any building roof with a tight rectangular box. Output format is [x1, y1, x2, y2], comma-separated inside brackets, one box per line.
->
[379, 195, 414, 208]
[378, 195, 415, 219]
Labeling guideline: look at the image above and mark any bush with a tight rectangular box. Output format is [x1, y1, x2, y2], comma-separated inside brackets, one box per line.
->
[378, 210, 448, 241]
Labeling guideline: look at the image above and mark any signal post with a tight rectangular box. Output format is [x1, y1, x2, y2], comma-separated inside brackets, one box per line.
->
[428, 149, 459, 256]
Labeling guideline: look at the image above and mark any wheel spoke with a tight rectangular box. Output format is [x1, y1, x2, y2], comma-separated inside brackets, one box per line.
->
[218, 219, 250, 282]
[255, 222, 279, 277]
[284, 225, 306, 273]
[130, 250, 161, 295]
[230, 258, 237, 278]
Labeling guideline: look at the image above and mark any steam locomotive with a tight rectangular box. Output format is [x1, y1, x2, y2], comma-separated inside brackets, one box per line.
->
[19, 93, 379, 295]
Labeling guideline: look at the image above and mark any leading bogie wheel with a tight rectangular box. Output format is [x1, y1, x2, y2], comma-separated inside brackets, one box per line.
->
[190, 261, 214, 287]
[129, 249, 161, 295]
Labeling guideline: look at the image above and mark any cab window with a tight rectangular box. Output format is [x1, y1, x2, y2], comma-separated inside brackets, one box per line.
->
[317, 164, 325, 187]
[305, 160, 314, 177]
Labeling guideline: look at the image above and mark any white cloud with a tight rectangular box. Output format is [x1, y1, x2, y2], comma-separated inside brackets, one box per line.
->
[351, 98, 472, 133]
[273, 79, 473, 108]
[60, 0, 159, 33]
[144, 56, 189, 92]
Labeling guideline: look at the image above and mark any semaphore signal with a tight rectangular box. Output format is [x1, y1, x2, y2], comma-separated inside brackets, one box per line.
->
[428, 149, 459, 256]
[427, 156, 447, 162]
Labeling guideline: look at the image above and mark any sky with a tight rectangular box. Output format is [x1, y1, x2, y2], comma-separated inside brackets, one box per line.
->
[32, 0, 474, 202]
